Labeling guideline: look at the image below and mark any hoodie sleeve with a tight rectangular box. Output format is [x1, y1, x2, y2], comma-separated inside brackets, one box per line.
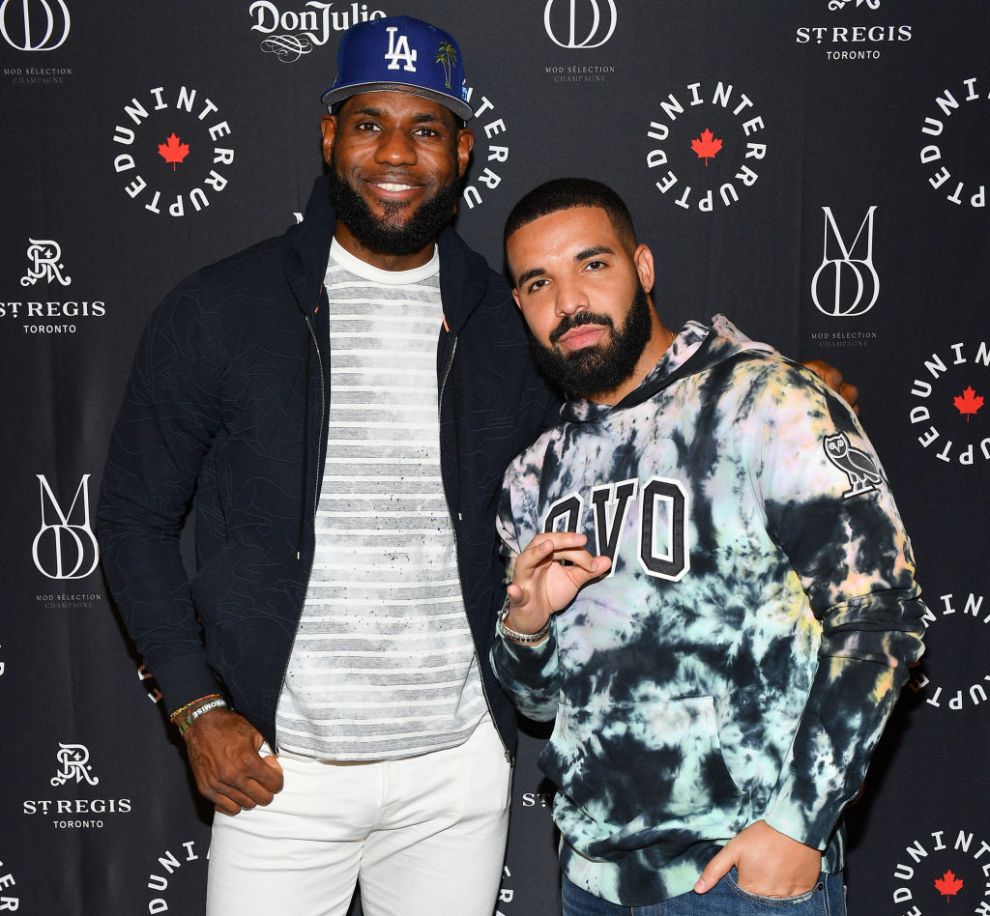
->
[97, 277, 226, 714]
[490, 462, 562, 723]
[749, 362, 926, 850]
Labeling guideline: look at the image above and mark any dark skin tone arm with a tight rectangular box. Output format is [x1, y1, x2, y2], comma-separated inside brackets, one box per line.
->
[182, 708, 284, 816]
[803, 359, 859, 413]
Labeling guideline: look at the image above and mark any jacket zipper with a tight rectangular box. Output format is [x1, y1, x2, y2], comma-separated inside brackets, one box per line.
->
[439, 335, 513, 766]
[305, 313, 327, 526]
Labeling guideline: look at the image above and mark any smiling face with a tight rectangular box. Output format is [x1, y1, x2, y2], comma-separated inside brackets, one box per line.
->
[322, 91, 474, 269]
[507, 205, 669, 404]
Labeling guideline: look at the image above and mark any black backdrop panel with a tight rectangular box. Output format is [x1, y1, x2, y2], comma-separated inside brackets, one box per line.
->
[2, 1, 988, 913]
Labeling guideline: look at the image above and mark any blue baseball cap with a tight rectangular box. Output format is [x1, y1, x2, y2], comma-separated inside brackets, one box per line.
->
[321, 16, 473, 122]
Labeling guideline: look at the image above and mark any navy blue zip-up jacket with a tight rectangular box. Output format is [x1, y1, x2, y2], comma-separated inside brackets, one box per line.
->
[97, 176, 559, 754]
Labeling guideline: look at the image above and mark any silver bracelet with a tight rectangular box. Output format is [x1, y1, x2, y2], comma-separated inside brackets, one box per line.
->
[497, 596, 552, 646]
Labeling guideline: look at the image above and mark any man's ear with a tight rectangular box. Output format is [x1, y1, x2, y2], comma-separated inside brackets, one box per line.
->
[456, 127, 475, 178]
[320, 114, 337, 166]
[634, 244, 655, 295]
[512, 287, 522, 311]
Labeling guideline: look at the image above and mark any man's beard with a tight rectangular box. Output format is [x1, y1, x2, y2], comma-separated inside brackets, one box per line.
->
[328, 165, 461, 256]
[529, 285, 653, 400]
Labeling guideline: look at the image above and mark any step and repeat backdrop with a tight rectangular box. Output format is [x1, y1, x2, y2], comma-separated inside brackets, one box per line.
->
[2, 0, 988, 913]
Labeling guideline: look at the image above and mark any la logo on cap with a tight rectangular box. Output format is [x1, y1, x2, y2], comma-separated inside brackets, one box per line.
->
[384, 26, 417, 71]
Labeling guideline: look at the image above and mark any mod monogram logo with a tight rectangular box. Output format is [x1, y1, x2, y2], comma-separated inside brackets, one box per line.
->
[31, 474, 99, 580]
[543, 0, 616, 50]
[811, 206, 879, 317]
[0, 0, 70, 51]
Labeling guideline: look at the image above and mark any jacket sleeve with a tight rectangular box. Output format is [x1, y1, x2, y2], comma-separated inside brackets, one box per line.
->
[751, 363, 926, 850]
[97, 277, 226, 714]
[489, 469, 562, 723]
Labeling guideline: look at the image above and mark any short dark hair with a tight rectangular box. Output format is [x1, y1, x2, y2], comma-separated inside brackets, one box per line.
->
[504, 178, 636, 249]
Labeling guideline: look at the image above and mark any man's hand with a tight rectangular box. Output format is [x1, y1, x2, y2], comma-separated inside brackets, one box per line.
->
[694, 820, 822, 898]
[182, 708, 285, 816]
[803, 359, 860, 414]
[505, 532, 611, 635]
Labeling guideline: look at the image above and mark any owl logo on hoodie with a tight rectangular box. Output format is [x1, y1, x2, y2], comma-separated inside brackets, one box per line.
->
[824, 432, 884, 498]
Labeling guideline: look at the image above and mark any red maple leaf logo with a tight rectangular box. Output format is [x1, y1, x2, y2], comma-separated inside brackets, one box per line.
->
[934, 869, 964, 898]
[690, 128, 723, 166]
[157, 132, 190, 171]
[952, 386, 984, 422]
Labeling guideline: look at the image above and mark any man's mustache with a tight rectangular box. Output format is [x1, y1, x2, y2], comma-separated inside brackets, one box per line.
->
[549, 311, 615, 346]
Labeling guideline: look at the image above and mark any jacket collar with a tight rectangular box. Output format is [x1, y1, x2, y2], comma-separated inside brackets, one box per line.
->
[283, 176, 492, 331]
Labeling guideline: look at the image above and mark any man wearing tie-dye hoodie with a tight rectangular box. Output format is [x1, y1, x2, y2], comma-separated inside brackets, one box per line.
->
[492, 178, 926, 916]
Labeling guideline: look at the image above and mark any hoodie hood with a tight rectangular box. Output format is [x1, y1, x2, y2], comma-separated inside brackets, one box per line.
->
[561, 314, 776, 423]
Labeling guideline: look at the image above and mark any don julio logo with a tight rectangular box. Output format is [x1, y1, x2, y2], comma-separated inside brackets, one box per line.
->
[543, 0, 616, 49]
[907, 339, 988, 467]
[32, 474, 99, 580]
[811, 206, 878, 317]
[249, 1, 386, 63]
[908, 591, 989, 714]
[0, 0, 69, 51]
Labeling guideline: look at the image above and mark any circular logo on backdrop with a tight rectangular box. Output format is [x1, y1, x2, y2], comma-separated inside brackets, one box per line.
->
[460, 83, 510, 212]
[906, 337, 988, 468]
[906, 590, 989, 714]
[890, 825, 990, 913]
[644, 80, 768, 214]
[111, 85, 235, 218]
[919, 76, 989, 210]
[144, 839, 208, 913]
[0, 855, 18, 911]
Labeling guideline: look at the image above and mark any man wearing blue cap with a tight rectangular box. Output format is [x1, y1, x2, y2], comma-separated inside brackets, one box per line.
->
[99, 13, 858, 916]
[99, 15, 555, 916]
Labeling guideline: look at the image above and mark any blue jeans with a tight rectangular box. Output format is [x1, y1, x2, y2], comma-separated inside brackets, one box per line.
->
[562, 869, 847, 916]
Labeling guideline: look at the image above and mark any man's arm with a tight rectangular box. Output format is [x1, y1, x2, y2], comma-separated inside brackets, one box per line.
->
[803, 359, 859, 414]
[97, 280, 282, 814]
[697, 362, 924, 896]
[490, 473, 609, 722]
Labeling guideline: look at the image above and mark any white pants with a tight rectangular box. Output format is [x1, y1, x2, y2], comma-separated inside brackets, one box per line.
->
[206, 716, 512, 916]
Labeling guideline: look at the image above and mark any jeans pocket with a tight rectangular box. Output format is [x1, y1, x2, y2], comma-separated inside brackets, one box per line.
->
[723, 867, 825, 911]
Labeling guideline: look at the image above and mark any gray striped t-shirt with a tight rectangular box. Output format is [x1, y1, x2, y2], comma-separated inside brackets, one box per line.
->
[275, 239, 487, 760]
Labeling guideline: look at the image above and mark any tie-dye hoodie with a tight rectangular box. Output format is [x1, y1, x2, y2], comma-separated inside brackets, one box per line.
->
[492, 316, 925, 906]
